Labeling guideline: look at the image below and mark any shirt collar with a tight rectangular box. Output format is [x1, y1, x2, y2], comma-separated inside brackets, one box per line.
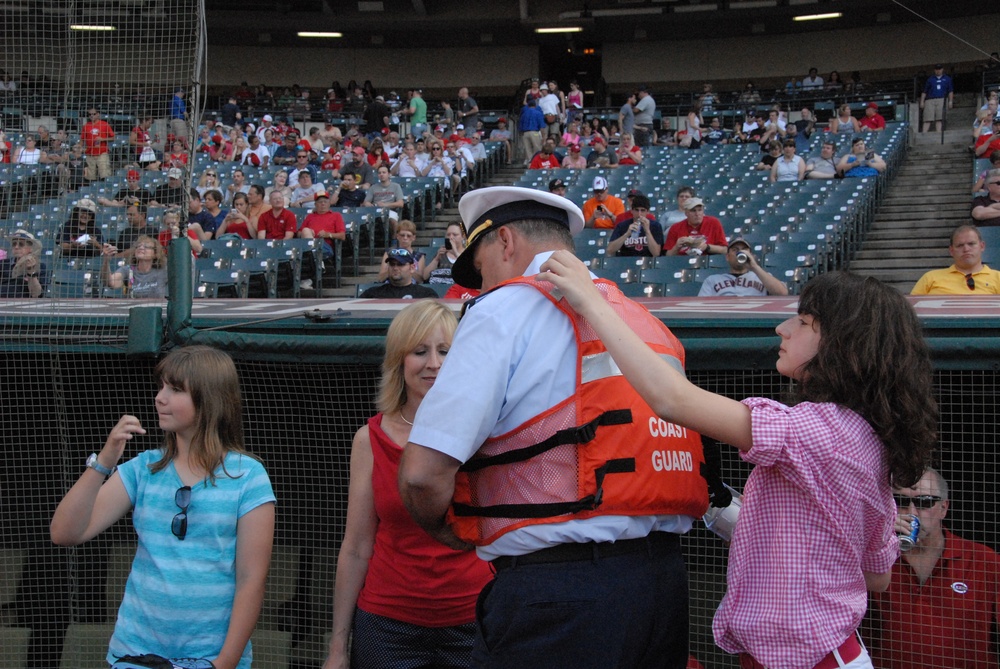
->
[523, 250, 597, 280]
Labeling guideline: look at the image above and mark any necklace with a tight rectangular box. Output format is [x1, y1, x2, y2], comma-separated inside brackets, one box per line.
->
[399, 408, 414, 426]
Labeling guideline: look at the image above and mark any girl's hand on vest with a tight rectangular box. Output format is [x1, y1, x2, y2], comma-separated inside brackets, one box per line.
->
[537, 250, 602, 318]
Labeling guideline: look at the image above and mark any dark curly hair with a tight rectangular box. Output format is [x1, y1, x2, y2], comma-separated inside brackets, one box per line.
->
[795, 272, 937, 488]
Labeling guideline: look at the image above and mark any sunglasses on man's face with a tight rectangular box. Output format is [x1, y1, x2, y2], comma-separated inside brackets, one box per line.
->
[11, 240, 30, 248]
[892, 494, 942, 510]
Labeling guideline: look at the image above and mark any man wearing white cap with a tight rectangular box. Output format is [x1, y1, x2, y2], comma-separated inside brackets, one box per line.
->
[255, 115, 274, 143]
[151, 168, 186, 208]
[582, 175, 625, 229]
[0, 230, 48, 297]
[664, 196, 728, 256]
[399, 186, 708, 669]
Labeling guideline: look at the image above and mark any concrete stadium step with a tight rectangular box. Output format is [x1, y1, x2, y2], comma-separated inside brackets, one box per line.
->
[867, 226, 954, 237]
[852, 120, 975, 291]
[891, 171, 973, 182]
[871, 213, 967, 224]
[850, 256, 949, 270]
[864, 236, 953, 248]
[854, 249, 950, 262]
[880, 194, 969, 203]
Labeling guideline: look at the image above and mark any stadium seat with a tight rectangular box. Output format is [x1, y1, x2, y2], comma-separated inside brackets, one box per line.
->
[662, 282, 704, 297]
[196, 267, 249, 299]
[640, 266, 691, 287]
[653, 255, 707, 271]
[600, 256, 654, 276]
[355, 281, 382, 297]
[246, 242, 299, 297]
[618, 282, 662, 298]
[231, 258, 278, 298]
[50, 269, 95, 298]
[283, 238, 325, 292]
[0, 627, 29, 669]
[60, 623, 114, 669]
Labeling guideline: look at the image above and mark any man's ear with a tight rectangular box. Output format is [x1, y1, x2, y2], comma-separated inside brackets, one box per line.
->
[496, 226, 516, 261]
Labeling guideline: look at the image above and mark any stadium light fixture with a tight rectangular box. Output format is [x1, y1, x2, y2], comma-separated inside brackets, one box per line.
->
[297, 31, 344, 38]
[70, 24, 116, 31]
[535, 27, 584, 34]
[792, 12, 842, 21]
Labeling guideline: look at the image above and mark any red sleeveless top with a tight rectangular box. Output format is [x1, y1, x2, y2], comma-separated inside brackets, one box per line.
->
[356, 413, 491, 626]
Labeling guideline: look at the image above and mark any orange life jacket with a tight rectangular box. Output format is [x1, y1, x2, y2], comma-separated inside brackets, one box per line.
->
[448, 276, 709, 546]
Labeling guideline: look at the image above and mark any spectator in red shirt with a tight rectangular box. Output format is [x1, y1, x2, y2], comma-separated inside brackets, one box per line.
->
[866, 468, 1000, 669]
[298, 190, 345, 258]
[528, 140, 562, 170]
[859, 103, 887, 132]
[664, 197, 728, 256]
[82, 107, 115, 180]
[974, 118, 1000, 158]
[257, 190, 298, 240]
[165, 140, 188, 170]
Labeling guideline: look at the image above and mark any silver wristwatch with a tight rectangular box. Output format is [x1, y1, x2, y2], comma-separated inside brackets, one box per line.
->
[86, 453, 113, 476]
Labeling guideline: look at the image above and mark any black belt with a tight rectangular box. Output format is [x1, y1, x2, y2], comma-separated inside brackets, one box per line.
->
[490, 532, 680, 571]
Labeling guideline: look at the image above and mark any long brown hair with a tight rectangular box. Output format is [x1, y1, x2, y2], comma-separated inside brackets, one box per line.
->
[150, 346, 252, 483]
[795, 272, 937, 487]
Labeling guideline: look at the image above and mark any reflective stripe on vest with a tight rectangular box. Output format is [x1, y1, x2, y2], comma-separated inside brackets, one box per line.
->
[583, 350, 684, 384]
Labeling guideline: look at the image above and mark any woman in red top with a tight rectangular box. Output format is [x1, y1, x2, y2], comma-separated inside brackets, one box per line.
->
[367, 137, 391, 169]
[216, 192, 254, 239]
[617, 132, 643, 165]
[157, 209, 203, 257]
[324, 301, 491, 669]
[165, 140, 188, 169]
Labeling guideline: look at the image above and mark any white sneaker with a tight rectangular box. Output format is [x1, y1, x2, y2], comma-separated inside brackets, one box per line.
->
[300, 279, 314, 290]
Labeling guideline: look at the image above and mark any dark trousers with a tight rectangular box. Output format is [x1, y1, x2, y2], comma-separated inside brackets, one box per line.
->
[472, 534, 689, 669]
[634, 126, 653, 148]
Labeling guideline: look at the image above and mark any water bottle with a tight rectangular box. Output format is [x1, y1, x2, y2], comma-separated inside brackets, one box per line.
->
[628, 222, 642, 242]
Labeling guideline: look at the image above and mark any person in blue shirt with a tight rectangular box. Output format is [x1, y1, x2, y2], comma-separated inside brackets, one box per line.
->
[518, 98, 546, 166]
[920, 64, 953, 133]
[51, 346, 276, 669]
[170, 87, 189, 147]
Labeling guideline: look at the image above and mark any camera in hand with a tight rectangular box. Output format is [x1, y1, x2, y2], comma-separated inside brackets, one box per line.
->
[444, 239, 452, 251]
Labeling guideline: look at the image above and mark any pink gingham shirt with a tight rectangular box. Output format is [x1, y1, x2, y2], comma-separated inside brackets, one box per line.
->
[713, 398, 899, 669]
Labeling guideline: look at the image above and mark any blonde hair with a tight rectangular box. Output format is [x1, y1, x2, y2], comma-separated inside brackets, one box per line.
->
[134, 235, 167, 269]
[396, 219, 417, 235]
[150, 346, 252, 484]
[376, 302, 457, 415]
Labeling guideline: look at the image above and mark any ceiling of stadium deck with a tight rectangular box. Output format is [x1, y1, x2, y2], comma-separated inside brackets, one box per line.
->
[197, 0, 997, 48]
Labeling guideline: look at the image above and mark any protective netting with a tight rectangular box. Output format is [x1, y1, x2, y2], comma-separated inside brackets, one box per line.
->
[1, 0, 202, 301]
[1, 353, 996, 668]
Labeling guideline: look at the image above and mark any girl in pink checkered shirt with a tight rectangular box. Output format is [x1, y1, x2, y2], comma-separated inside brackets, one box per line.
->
[538, 255, 938, 669]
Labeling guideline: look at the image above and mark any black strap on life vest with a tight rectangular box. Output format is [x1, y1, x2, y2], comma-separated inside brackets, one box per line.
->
[452, 457, 636, 519]
[458, 409, 633, 474]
